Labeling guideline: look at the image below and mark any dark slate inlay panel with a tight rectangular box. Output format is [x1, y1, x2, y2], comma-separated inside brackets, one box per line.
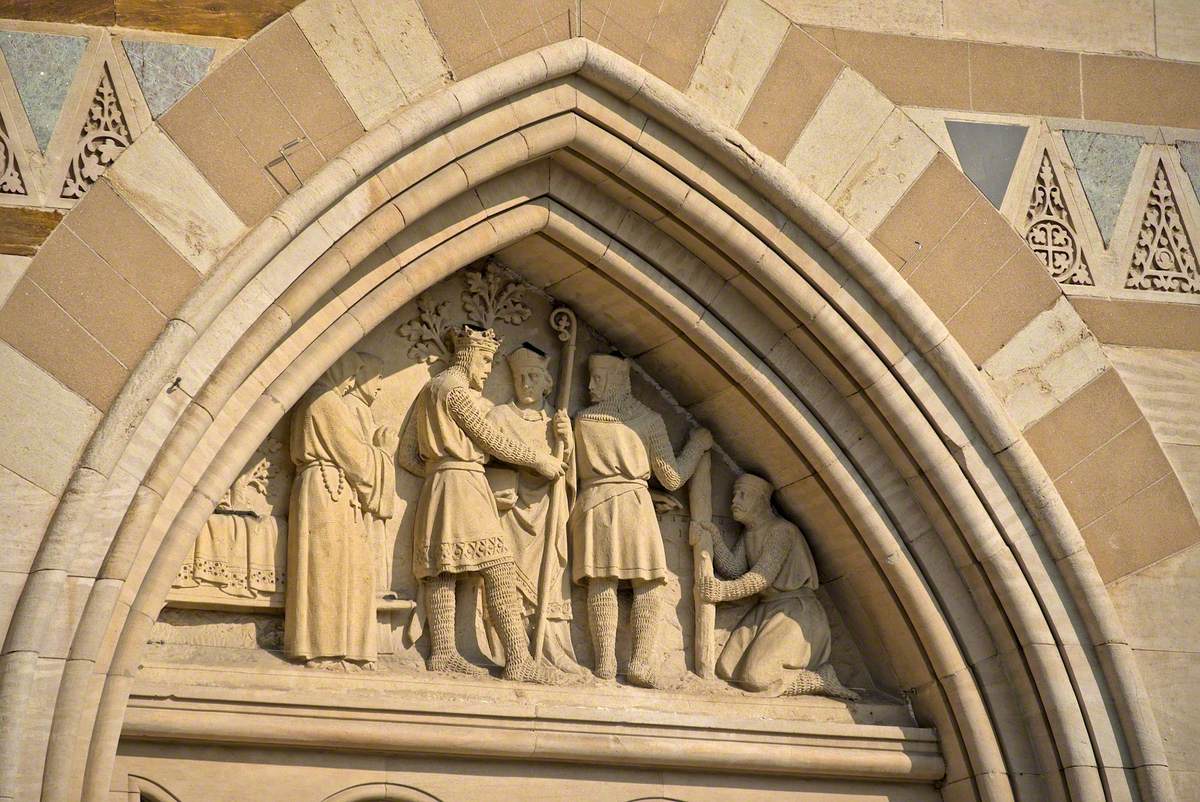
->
[946, 120, 1027, 209]
[123, 39, 214, 119]
[0, 30, 87, 151]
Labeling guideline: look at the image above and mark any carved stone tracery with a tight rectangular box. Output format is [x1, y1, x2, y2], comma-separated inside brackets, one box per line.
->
[1125, 160, 1199, 294]
[60, 63, 130, 200]
[1024, 150, 1094, 286]
[0, 109, 25, 195]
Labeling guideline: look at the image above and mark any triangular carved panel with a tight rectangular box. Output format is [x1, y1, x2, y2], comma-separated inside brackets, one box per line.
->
[1125, 160, 1199, 294]
[60, 63, 131, 200]
[0, 108, 27, 195]
[1024, 149, 1094, 286]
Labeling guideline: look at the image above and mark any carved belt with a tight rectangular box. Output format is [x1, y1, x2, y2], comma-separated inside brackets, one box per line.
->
[581, 477, 648, 489]
[426, 458, 485, 473]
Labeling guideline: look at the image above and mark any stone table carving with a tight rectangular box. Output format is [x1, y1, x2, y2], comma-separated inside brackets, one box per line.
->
[570, 354, 711, 687]
[485, 343, 583, 674]
[398, 325, 566, 684]
[696, 474, 857, 699]
[285, 352, 397, 670]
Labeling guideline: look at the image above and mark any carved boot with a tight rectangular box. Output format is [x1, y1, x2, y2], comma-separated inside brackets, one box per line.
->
[784, 664, 859, 701]
[626, 582, 662, 689]
[425, 575, 486, 676]
[587, 579, 618, 680]
[483, 562, 562, 686]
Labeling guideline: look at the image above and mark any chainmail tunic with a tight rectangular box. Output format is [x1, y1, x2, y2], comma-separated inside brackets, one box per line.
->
[406, 366, 542, 578]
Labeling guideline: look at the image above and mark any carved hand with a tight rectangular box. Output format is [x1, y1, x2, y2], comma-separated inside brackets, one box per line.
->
[697, 574, 724, 603]
[374, 425, 400, 453]
[552, 410, 573, 453]
[533, 452, 567, 480]
[690, 427, 713, 451]
[493, 487, 518, 512]
[690, 520, 720, 547]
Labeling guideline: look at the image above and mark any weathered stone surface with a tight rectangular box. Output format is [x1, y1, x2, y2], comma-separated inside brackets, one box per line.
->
[105, 126, 245, 273]
[122, 39, 214, 119]
[0, 340, 100, 495]
[784, 68, 892, 199]
[685, 0, 790, 128]
[1061, 130, 1142, 245]
[0, 30, 86, 150]
[983, 297, 1107, 431]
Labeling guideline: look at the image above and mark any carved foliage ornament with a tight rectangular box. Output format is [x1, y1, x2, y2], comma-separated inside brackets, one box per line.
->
[61, 63, 130, 200]
[397, 262, 532, 363]
[1125, 160, 1199, 294]
[0, 109, 24, 195]
[1024, 150, 1093, 286]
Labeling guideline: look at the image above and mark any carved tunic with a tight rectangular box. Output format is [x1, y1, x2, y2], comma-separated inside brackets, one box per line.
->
[714, 518, 832, 696]
[409, 368, 539, 578]
[570, 400, 682, 583]
[487, 403, 574, 618]
[285, 389, 394, 663]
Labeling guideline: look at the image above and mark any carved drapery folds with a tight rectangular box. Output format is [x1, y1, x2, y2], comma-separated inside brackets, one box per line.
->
[1125, 160, 1199, 294]
[0, 109, 24, 195]
[162, 261, 862, 701]
[60, 63, 130, 200]
[1024, 150, 1094, 286]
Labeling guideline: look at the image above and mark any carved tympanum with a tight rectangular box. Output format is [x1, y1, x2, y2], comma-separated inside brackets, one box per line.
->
[1024, 150, 1094, 286]
[696, 474, 856, 700]
[1125, 160, 1199, 294]
[61, 63, 130, 200]
[161, 261, 867, 703]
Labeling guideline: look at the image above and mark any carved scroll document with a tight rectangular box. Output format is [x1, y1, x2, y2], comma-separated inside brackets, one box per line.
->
[690, 451, 715, 679]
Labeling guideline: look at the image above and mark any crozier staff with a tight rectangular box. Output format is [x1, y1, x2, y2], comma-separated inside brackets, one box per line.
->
[398, 325, 566, 684]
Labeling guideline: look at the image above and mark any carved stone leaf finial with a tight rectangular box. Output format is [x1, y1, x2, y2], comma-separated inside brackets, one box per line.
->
[462, 262, 532, 328]
[1125, 160, 1199, 294]
[61, 63, 130, 200]
[396, 296, 453, 363]
[0, 109, 25, 195]
[396, 262, 532, 365]
[1024, 150, 1094, 286]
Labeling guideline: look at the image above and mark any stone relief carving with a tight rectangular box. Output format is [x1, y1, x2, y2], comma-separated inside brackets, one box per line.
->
[397, 262, 532, 364]
[571, 354, 711, 688]
[1125, 160, 1199, 294]
[1024, 150, 1094, 287]
[285, 351, 397, 670]
[174, 434, 289, 600]
[398, 324, 566, 684]
[0, 110, 25, 195]
[695, 474, 857, 699]
[161, 260, 866, 701]
[60, 63, 130, 200]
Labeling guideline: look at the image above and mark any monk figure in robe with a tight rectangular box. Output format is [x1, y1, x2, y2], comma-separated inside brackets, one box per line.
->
[398, 326, 567, 684]
[695, 474, 858, 699]
[285, 352, 398, 670]
[342, 352, 398, 598]
[486, 344, 583, 674]
[570, 354, 711, 687]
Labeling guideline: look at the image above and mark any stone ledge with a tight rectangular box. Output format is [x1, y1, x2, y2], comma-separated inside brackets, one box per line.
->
[124, 661, 942, 783]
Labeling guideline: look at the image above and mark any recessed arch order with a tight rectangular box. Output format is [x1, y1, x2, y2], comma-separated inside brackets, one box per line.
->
[9, 39, 1170, 802]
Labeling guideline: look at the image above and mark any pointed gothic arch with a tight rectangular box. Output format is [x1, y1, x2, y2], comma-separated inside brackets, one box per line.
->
[0, 37, 1172, 802]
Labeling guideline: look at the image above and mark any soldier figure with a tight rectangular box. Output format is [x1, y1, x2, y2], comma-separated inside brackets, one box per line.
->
[695, 474, 858, 699]
[399, 325, 566, 684]
[571, 354, 711, 687]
